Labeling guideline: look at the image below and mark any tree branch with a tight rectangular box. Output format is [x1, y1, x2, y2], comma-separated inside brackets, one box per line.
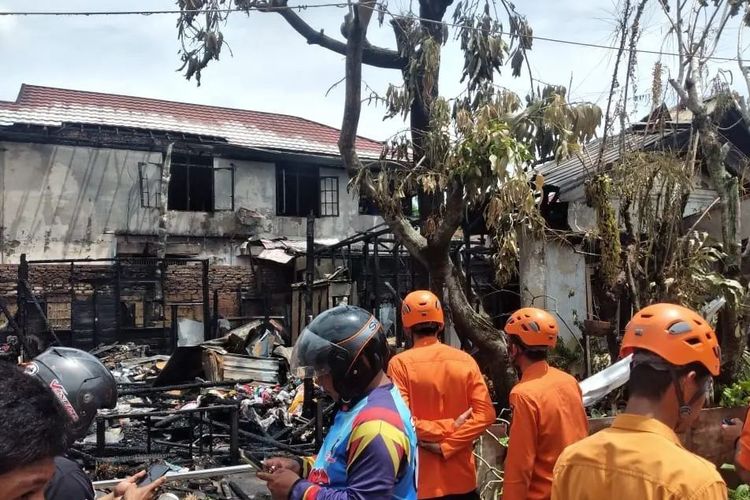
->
[669, 0, 687, 85]
[598, 0, 632, 168]
[700, 1, 731, 63]
[338, 0, 428, 260]
[271, 3, 406, 69]
[737, 19, 750, 125]
[668, 77, 689, 104]
[432, 183, 465, 248]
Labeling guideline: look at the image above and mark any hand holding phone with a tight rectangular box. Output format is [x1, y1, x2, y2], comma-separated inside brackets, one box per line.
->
[137, 463, 171, 487]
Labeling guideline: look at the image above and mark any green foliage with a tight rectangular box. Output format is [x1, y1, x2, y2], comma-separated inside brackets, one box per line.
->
[549, 342, 583, 373]
[729, 484, 750, 500]
[720, 379, 750, 408]
[589, 408, 610, 419]
[668, 233, 747, 312]
[586, 174, 622, 288]
[595, 150, 748, 320]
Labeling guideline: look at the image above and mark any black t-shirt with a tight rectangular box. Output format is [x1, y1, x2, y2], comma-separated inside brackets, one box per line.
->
[44, 456, 95, 500]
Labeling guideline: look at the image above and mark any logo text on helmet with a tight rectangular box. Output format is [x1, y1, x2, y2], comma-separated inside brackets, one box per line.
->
[49, 378, 80, 422]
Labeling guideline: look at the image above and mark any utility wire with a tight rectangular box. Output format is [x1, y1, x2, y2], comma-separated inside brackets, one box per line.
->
[0, 4, 746, 63]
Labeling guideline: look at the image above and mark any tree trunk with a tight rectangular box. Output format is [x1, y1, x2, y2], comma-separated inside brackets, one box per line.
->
[338, 0, 516, 402]
[675, 77, 745, 382]
[446, 261, 514, 405]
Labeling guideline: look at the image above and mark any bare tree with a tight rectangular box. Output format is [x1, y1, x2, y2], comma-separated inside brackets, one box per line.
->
[584, 0, 750, 382]
[654, 0, 749, 382]
[175, 0, 600, 400]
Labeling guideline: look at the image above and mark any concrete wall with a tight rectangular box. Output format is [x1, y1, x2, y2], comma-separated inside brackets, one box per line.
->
[0, 141, 380, 263]
[689, 195, 750, 242]
[519, 233, 587, 345]
[563, 185, 718, 234]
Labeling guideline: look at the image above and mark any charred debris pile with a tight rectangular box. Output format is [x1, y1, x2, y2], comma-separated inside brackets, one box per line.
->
[75, 320, 334, 499]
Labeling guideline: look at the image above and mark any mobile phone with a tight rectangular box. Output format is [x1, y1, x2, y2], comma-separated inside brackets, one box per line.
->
[245, 454, 265, 470]
[138, 463, 171, 487]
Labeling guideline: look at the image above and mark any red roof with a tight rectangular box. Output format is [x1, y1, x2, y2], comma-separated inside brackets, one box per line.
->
[0, 84, 383, 158]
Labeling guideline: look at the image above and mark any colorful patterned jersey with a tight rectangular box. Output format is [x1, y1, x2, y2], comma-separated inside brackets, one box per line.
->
[290, 384, 417, 500]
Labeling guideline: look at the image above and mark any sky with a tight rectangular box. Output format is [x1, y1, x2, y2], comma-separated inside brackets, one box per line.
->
[0, 0, 747, 141]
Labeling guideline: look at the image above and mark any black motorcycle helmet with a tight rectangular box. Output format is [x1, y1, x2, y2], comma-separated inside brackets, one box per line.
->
[291, 305, 388, 401]
[24, 347, 117, 440]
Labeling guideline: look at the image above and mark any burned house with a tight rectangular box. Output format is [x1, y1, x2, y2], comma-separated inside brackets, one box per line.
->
[0, 84, 386, 351]
[525, 100, 750, 373]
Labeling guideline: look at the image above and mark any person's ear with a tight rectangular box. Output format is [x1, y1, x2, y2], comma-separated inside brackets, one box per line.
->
[682, 370, 711, 404]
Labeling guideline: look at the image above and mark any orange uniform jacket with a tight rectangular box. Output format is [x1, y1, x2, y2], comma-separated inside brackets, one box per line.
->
[388, 336, 496, 498]
[503, 361, 588, 500]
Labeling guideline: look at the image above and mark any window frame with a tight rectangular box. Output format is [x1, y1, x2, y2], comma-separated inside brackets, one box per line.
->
[276, 163, 321, 217]
[138, 161, 164, 209]
[212, 164, 235, 212]
[319, 175, 340, 217]
[163, 154, 235, 213]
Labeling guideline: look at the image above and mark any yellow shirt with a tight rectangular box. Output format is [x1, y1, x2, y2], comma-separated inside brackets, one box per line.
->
[551, 413, 727, 500]
[736, 408, 750, 471]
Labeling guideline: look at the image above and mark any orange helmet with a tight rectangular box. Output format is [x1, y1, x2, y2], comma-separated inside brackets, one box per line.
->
[504, 307, 558, 349]
[620, 303, 720, 376]
[402, 290, 444, 329]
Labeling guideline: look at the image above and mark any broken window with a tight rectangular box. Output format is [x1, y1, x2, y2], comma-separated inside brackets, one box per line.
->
[276, 163, 320, 217]
[276, 164, 344, 217]
[138, 161, 164, 208]
[166, 154, 234, 212]
[320, 176, 339, 217]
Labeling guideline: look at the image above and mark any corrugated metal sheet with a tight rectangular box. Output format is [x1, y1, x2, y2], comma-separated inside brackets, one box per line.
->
[221, 354, 281, 384]
[534, 126, 687, 195]
[0, 84, 384, 159]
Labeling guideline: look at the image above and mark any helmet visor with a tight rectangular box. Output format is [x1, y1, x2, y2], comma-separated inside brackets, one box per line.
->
[290, 328, 346, 379]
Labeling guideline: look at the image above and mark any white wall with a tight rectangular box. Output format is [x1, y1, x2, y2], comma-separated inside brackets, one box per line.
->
[0, 141, 381, 263]
[519, 233, 587, 346]
[690, 195, 750, 242]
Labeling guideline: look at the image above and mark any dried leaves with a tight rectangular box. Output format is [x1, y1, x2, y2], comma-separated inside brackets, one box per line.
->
[590, 150, 746, 315]
[453, 2, 508, 91]
[377, 84, 600, 285]
[177, 0, 233, 85]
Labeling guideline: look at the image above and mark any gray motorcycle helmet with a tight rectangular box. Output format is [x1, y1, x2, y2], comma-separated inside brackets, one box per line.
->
[25, 347, 117, 440]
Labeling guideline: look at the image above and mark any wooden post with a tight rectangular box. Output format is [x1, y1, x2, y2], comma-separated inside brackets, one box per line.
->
[393, 243, 402, 348]
[373, 233, 380, 313]
[303, 212, 315, 419]
[202, 259, 211, 342]
[305, 213, 315, 324]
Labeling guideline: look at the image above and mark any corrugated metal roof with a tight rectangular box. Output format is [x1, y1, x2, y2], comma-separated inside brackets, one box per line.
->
[534, 126, 687, 195]
[0, 84, 384, 159]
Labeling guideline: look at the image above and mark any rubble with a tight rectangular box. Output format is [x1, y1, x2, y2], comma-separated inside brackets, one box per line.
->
[80, 319, 330, 499]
